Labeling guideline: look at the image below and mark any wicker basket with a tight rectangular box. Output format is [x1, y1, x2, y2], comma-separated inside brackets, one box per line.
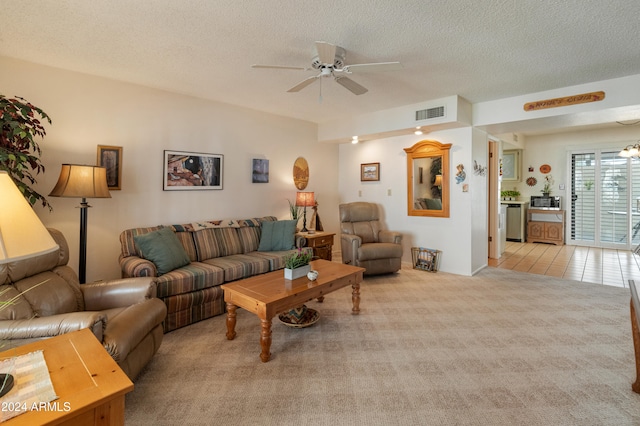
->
[411, 247, 441, 272]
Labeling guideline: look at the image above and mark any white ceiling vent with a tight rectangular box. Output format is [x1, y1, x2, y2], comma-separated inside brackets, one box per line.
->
[415, 106, 445, 121]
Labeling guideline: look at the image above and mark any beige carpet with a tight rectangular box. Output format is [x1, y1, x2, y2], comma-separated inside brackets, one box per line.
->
[125, 265, 640, 425]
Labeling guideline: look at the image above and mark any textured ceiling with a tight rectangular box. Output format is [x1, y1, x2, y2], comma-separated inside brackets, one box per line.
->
[2, 1, 640, 130]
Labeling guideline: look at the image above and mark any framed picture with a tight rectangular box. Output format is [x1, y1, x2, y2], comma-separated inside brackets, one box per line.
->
[97, 145, 123, 190]
[361, 162, 380, 181]
[163, 150, 223, 190]
[252, 159, 269, 183]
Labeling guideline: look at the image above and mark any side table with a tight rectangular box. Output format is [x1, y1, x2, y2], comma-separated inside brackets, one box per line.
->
[297, 231, 335, 261]
[0, 328, 133, 425]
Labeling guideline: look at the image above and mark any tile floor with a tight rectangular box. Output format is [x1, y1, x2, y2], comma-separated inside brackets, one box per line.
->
[488, 241, 640, 288]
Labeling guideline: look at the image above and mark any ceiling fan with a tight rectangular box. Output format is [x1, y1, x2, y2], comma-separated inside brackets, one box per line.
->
[252, 41, 402, 96]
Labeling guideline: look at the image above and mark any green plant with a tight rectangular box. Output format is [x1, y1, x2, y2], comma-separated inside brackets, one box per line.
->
[500, 190, 520, 198]
[284, 249, 312, 269]
[542, 174, 554, 194]
[287, 199, 301, 220]
[0, 95, 52, 210]
[584, 180, 594, 190]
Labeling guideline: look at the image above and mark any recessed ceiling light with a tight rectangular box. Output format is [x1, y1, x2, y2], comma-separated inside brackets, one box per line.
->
[352, 136, 359, 144]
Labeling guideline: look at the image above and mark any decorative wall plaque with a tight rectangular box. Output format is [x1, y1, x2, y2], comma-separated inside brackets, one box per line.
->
[293, 157, 309, 190]
[524, 91, 605, 111]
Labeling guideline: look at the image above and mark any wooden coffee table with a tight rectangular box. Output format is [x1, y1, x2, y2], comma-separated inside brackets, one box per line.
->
[221, 259, 365, 362]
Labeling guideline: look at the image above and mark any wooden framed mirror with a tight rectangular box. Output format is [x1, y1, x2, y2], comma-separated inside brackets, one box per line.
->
[404, 140, 451, 217]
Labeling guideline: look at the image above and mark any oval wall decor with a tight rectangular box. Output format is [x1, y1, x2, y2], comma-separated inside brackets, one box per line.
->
[293, 157, 309, 190]
[539, 164, 551, 174]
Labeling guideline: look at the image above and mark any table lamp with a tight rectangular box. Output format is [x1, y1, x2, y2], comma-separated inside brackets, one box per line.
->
[295, 191, 315, 232]
[0, 171, 59, 397]
[49, 164, 111, 284]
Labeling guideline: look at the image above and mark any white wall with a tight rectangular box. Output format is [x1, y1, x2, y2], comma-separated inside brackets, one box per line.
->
[338, 127, 487, 276]
[1, 57, 339, 282]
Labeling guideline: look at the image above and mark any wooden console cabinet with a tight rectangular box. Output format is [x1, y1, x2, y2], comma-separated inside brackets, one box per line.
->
[527, 209, 565, 245]
[297, 231, 335, 261]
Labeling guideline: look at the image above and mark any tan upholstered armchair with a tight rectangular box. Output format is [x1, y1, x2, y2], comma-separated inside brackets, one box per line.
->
[339, 202, 403, 275]
[0, 229, 167, 380]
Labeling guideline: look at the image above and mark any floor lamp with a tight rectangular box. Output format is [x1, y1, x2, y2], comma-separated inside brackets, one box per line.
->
[0, 171, 59, 397]
[49, 164, 111, 284]
[295, 191, 315, 232]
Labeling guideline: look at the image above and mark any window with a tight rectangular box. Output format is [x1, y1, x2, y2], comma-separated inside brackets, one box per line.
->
[570, 149, 640, 248]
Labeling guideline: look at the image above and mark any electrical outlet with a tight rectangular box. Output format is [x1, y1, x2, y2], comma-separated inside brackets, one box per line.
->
[559, 184, 565, 190]
[387, 189, 392, 196]
[358, 190, 362, 197]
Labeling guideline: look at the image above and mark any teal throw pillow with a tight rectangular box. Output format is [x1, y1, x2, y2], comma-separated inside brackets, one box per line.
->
[133, 227, 191, 275]
[258, 220, 297, 251]
[425, 198, 442, 210]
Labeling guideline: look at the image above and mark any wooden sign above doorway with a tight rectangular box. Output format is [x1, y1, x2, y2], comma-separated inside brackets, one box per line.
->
[524, 91, 605, 111]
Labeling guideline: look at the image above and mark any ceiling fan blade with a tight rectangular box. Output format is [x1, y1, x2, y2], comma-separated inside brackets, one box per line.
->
[287, 75, 319, 92]
[315, 41, 337, 65]
[335, 76, 368, 95]
[342, 62, 403, 73]
[251, 64, 308, 71]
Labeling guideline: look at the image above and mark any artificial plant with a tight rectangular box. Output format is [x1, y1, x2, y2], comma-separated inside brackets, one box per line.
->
[0, 95, 52, 210]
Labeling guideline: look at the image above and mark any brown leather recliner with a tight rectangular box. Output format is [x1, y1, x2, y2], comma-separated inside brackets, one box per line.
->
[339, 202, 403, 275]
[0, 228, 167, 380]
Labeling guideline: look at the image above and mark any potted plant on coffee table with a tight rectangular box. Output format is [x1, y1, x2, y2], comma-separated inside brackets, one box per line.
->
[284, 249, 312, 280]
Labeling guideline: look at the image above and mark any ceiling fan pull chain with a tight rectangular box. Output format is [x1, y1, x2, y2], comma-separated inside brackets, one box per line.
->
[318, 77, 323, 104]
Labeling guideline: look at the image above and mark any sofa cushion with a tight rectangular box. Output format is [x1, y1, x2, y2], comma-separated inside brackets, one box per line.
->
[215, 228, 244, 257]
[154, 262, 225, 298]
[237, 227, 261, 253]
[192, 229, 223, 261]
[203, 254, 270, 282]
[134, 227, 191, 275]
[258, 220, 297, 251]
[358, 243, 404, 261]
[251, 250, 297, 271]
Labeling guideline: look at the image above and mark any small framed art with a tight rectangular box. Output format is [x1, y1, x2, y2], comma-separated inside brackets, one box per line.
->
[164, 150, 223, 190]
[361, 162, 380, 181]
[252, 159, 269, 183]
[97, 145, 123, 190]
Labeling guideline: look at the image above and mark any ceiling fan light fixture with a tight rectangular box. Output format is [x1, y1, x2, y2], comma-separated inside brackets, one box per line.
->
[619, 142, 640, 157]
[254, 41, 401, 97]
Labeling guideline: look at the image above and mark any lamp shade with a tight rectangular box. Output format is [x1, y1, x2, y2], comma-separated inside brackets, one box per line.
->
[434, 175, 443, 187]
[0, 171, 58, 263]
[295, 191, 315, 207]
[49, 164, 111, 199]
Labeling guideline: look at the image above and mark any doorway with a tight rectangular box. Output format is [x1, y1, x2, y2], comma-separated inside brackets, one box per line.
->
[488, 140, 501, 258]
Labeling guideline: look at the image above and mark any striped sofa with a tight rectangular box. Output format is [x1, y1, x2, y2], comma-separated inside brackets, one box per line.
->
[119, 217, 304, 332]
